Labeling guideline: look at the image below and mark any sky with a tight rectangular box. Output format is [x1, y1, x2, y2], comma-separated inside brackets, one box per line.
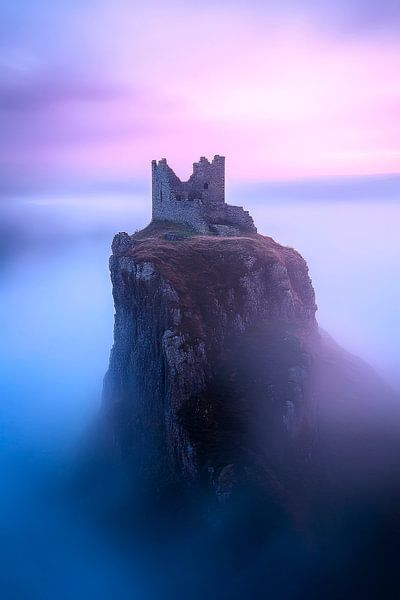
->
[0, 4, 399, 595]
[1, 0, 400, 192]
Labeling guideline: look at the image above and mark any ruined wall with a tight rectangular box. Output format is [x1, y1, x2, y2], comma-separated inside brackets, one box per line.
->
[151, 155, 256, 234]
[151, 159, 210, 233]
[211, 204, 257, 233]
[151, 158, 182, 219]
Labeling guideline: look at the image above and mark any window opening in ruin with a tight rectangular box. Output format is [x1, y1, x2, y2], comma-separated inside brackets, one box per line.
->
[204, 183, 209, 190]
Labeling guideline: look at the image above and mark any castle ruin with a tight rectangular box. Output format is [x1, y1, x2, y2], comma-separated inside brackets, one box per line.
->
[152, 155, 256, 235]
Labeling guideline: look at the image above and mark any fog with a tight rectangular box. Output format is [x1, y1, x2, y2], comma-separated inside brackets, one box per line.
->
[0, 181, 399, 597]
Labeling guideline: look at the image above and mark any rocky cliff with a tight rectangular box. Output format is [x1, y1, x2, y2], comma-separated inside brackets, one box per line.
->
[102, 221, 320, 518]
[95, 220, 400, 597]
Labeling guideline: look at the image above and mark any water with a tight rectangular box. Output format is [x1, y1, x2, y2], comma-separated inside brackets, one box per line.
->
[0, 187, 399, 597]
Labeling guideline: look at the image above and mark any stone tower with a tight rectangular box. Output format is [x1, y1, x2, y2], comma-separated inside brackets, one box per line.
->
[151, 155, 256, 235]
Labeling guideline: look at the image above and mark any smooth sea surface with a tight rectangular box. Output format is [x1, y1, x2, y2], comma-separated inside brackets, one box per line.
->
[0, 182, 399, 597]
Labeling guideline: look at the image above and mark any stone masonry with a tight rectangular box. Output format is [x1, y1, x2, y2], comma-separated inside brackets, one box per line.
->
[151, 155, 257, 235]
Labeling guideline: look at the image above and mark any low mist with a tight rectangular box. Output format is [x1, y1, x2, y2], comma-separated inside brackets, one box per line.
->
[1, 180, 399, 597]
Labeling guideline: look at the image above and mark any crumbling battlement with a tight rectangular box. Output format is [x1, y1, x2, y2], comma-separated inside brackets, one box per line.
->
[151, 155, 257, 235]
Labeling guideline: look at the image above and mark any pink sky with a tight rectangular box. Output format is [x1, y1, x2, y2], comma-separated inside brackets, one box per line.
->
[1, 0, 400, 185]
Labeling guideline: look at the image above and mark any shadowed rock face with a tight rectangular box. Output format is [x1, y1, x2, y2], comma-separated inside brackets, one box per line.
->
[102, 222, 319, 518]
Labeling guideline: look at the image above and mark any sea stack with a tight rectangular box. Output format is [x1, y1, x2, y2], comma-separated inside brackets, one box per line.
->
[102, 157, 319, 518]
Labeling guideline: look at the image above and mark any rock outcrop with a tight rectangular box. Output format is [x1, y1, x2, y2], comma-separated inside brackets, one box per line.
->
[102, 222, 319, 516]
[96, 219, 400, 598]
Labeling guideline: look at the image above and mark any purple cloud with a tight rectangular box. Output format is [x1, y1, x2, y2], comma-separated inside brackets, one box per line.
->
[0, 0, 399, 194]
[0, 71, 125, 112]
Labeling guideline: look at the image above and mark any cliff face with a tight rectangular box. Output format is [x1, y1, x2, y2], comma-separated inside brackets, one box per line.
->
[102, 222, 318, 510]
[96, 220, 400, 596]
